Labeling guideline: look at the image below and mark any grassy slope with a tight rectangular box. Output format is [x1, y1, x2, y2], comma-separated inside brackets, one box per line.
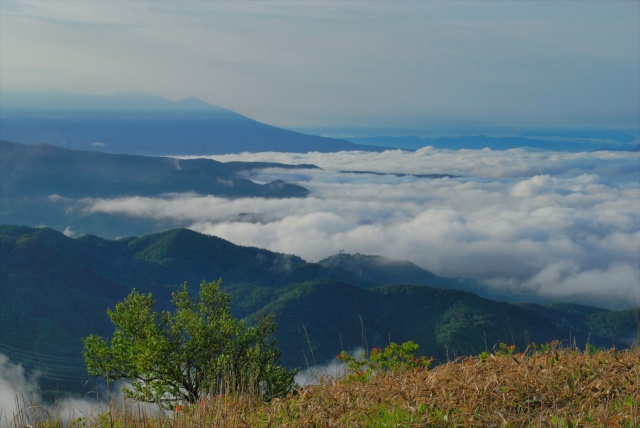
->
[259, 347, 640, 427]
[8, 347, 639, 427]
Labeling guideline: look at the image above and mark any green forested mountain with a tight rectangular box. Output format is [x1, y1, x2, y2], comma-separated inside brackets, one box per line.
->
[318, 253, 447, 287]
[247, 280, 637, 369]
[0, 225, 636, 397]
[317, 253, 493, 296]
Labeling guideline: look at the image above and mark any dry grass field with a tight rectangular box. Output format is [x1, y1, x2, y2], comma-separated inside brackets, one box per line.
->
[6, 345, 639, 427]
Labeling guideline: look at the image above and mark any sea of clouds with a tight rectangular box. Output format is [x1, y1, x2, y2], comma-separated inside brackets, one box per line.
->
[82, 147, 640, 307]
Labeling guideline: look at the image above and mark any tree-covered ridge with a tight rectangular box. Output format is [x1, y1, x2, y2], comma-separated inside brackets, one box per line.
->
[318, 253, 445, 286]
[0, 225, 636, 397]
[317, 252, 484, 294]
[247, 280, 632, 368]
[518, 302, 639, 344]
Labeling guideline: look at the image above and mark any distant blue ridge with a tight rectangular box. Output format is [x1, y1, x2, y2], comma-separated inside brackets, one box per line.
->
[345, 134, 640, 152]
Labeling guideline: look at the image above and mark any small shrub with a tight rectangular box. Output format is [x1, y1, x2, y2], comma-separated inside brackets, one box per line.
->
[337, 341, 432, 381]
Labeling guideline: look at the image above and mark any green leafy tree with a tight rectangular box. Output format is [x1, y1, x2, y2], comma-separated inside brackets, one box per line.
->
[83, 279, 297, 405]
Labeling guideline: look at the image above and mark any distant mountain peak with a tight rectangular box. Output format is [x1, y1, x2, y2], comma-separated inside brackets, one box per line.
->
[1, 90, 230, 113]
[176, 96, 222, 109]
[0, 91, 383, 155]
[318, 252, 445, 287]
[320, 252, 424, 268]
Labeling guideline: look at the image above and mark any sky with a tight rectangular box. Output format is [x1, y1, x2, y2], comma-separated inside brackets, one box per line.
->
[1, 0, 639, 131]
[77, 147, 640, 308]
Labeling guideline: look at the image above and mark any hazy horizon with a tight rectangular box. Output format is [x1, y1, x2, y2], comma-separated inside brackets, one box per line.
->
[3, 89, 639, 141]
[1, 1, 638, 130]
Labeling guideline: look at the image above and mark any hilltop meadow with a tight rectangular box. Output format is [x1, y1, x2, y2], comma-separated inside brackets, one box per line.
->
[5, 343, 639, 427]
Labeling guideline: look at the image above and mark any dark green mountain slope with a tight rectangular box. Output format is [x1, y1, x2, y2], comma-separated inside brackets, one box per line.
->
[318, 252, 490, 295]
[0, 140, 311, 198]
[251, 281, 628, 368]
[0, 226, 337, 297]
[517, 302, 639, 345]
[0, 226, 336, 395]
[0, 225, 634, 397]
[0, 140, 313, 237]
[319, 253, 446, 286]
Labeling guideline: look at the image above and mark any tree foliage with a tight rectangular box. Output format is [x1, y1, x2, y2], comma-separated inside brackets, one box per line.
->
[83, 279, 297, 405]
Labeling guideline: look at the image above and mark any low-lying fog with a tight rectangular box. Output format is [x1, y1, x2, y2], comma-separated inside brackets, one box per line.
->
[83, 147, 640, 307]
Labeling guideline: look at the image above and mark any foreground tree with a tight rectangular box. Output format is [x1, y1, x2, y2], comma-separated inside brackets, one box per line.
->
[83, 279, 297, 405]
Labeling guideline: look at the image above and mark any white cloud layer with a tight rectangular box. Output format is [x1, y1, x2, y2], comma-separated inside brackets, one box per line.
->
[83, 148, 640, 307]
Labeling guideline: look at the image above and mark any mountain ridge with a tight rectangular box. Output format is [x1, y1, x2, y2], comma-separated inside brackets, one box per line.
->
[0, 140, 314, 237]
[0, 225, 636, 397]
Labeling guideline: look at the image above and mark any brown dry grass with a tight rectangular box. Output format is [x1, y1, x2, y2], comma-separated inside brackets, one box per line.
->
[260, 347, 639, 427]
[8, 347, 640, 427]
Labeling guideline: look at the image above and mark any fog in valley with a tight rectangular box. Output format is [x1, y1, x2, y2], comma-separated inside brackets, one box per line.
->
[77, 147, 640, 307]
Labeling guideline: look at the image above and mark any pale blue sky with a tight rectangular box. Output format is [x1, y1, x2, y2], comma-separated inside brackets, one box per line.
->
[1, 0, 638, 130]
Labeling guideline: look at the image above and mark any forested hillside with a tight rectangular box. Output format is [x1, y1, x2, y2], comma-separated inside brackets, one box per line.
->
[0, 225, 636, 397]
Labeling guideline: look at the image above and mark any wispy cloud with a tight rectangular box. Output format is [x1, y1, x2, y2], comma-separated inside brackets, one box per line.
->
[0, 353, 39, 423]
[0, 353, 159, 426]
[83, 148, 640, 307]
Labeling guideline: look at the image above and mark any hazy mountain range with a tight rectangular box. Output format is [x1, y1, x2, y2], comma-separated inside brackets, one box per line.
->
[1, 225, 636, 398]
[0, 140, 314, 237]
[0, 140, 463, 239]
[347, 132, 640, 152]
[3, 91, 636, 154]
[0, 92, 385, 155]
